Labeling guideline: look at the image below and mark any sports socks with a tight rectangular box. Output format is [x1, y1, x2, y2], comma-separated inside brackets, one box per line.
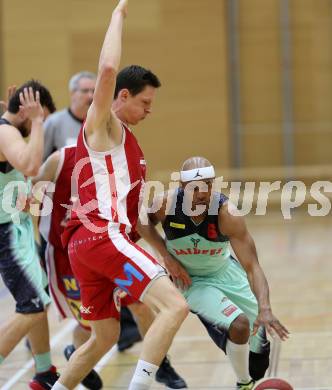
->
[226, 339, 251, 384]
[33, 351, 52, 373]
[51, 382, 69, 390]
[128, 359, 159, 390]
[0, 355, 4, 364]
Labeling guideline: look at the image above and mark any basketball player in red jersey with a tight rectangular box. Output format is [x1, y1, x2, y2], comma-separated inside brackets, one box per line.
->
[52, 1, 189, 389]
[34, 145, 187, 390]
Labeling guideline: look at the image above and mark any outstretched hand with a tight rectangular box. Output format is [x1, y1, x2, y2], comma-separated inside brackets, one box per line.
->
[114, 0, 128, 17]
[19, 87, 44, 122]
[253, 309, 289, 341]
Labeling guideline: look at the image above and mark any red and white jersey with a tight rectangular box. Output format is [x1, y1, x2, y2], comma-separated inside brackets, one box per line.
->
[39, 145, 76, 247]
[71, 123, 146, 233]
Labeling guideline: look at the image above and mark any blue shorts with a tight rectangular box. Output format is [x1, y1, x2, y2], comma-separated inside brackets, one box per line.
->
[0, 218, 51, 314]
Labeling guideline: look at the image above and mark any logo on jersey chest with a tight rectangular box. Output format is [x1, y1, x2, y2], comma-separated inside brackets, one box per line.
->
[172, 236, 223, 256]
[170, 222, 186, 229]
[172, 247, 223, 256]
[207, 223, 218, 239]
[190, 238, 200, 248]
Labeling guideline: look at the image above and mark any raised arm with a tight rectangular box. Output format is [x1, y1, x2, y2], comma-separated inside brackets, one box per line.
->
[85, 0, 128, 141]
[0, 88, 45, 176]
[219, 203, 289, 340]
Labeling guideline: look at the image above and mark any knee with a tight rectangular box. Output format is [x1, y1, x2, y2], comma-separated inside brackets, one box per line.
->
[166, 295, 189, 324]
[228, 314, 250, 344]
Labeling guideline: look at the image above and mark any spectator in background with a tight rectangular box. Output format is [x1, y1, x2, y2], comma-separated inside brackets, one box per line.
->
[43, 71, 96, 160]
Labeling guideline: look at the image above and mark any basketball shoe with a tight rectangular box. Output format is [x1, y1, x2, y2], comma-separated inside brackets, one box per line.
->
[236, 379, 255, 390]
[155, 356, 187, 389]
[29, 365, 59, 389]
[64, 344, 102, 390]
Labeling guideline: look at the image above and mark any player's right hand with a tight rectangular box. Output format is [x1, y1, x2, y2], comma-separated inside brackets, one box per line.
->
[114, 0, 128, 17]
[253, 309, 289, 341]
[19, 87, 43, 122]
[0, 85, 16, 112]
[163, 254, 192, 290]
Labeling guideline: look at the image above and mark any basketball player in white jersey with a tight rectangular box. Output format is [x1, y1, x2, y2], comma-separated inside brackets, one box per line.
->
[52, 1, 189, 389]
[34, 144, 187, 389]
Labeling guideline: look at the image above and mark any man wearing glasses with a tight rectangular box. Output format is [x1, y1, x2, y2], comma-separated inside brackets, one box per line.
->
[43, 71, 96, 160]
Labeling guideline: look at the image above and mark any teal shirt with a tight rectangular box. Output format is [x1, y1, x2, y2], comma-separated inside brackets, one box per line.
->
[166, 233, 231, 276]
[0, 168, 30, 224]
[163, 190, 231, 277]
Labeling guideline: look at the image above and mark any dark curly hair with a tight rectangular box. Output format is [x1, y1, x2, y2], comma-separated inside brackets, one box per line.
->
[8, 79, 56, 114]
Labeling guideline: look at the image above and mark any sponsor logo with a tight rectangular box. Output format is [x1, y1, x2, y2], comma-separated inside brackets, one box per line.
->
[194, 170, 203, 178]
[172, 247, 223, 256]
[114, 262, 144, 294]
[80, 305, 94, 314]
[190, 238, 201, 248]
[70, 235, 104, 247]
[208, 223, 218, 239]
[223, 304, 237, 317]
[113, 287, 127, 312]
[63, 276, 81, 299]
[66, 298, 90, 328]
[31, 297, 41, 308]
[143, 369, 152, 376]
[170, 221, 186, 229]
[221, 297, 229, 303]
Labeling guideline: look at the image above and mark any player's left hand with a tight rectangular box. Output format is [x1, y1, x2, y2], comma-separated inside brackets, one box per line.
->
[253, 308, 289, 341]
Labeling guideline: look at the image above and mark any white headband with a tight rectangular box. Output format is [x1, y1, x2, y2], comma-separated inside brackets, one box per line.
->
[180, 166, 215, 182]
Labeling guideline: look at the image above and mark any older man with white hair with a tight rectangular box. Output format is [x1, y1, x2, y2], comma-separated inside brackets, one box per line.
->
[43, 71, 96, 160]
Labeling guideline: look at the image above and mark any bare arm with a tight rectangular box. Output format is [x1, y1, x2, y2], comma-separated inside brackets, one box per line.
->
[137, 218, 170, 261]
[27, 150, 61, 218]
[219, 203, 289, 340]
[0, 88, 45, 176]
[43, 116, 56, 161]
[32, 150, 61, 185]
[86, 0, 128, 142]
[141, 192, 192, 289]
[138, 193, 169, 259]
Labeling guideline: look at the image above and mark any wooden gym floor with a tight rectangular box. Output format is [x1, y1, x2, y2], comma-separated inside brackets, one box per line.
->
[0, 211, 331, 389]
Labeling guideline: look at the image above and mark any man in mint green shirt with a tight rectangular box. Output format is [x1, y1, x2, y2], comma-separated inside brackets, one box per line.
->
[0, 80, 60, 389]
[139, 156, 289, 390]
